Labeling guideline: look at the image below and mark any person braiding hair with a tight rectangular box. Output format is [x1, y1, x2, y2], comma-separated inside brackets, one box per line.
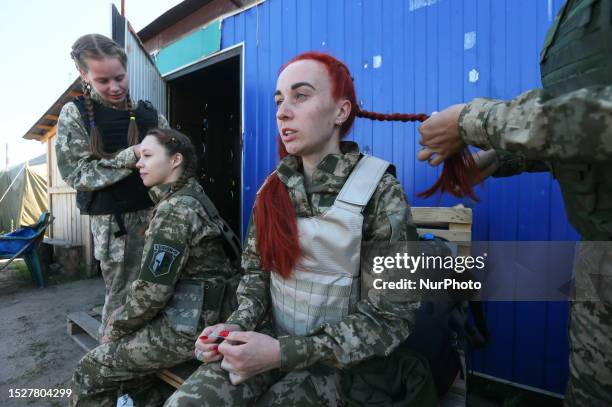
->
[70, 33, 139, 159]
[141, 128, 198, 207]
[256, 51, 480, 280]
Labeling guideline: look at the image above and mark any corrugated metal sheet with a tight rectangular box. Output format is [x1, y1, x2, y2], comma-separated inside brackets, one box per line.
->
[220, 0, 574, 395]
[47, 137, 92, 266]
[124, 22, 167, 116]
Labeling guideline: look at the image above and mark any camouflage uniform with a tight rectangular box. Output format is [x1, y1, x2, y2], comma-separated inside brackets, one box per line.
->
[458, 1, 612, 404]
[165, 141, 422, 406]
[71, 177, 239, 406]
[55, 90, 169, 331]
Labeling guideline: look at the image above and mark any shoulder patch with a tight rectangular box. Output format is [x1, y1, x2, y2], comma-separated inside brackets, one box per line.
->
[141, 238, 186, 285]
[149, 243, 180, 277]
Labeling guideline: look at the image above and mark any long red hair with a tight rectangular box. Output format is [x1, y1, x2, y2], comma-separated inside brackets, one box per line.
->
[255, 52, 477, 278]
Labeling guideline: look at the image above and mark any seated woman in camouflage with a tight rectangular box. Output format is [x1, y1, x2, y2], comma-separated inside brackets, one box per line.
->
[71, 128, 241, 406]
[165, 52, 433, 406]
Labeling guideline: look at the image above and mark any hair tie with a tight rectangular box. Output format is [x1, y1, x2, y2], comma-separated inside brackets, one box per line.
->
[89, 120, 96, 128]
[129, 116, 136, 121]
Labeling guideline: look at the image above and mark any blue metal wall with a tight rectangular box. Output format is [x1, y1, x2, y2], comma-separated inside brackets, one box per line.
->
[221, 0, 575, 395]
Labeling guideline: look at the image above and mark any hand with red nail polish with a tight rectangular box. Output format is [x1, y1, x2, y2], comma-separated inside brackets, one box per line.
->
[218, 331, 281, 385]
[194, 323, 243, 363]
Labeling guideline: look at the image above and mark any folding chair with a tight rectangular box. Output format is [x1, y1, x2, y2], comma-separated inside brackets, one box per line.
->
[0, 212, 53, 288]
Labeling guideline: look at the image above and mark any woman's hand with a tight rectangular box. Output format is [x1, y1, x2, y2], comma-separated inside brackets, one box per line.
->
[132, 144, 142, 159]
[194, 323, 243, 364]
[417, 104, 467, 165]
[218, 331, 281, 385]
[99, 305, 124, 344]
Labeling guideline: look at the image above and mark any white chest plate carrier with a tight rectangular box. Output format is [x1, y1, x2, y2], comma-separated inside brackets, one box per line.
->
[271, 155, 390, 336]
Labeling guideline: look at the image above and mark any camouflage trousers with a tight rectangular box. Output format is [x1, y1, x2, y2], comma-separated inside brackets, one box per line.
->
[564, 242, 612, 407]
[164, 362, 340, 406]
[71, 314, 194, 407]
[90, 209, 150, 335]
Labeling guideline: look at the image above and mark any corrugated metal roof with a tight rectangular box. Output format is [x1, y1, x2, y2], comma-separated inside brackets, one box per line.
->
[22, 79, 82, 142]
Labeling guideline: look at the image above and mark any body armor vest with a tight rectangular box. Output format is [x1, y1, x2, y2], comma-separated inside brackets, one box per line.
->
[270, 156, 390, 336]
[73, 97, 158, 215]
[540, 0, 612, 240]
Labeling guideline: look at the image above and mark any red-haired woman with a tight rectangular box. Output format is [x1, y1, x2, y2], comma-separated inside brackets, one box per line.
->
[164, 52, 435, 406]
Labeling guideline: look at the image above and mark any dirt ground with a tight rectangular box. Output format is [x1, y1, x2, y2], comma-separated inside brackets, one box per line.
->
[0, 261, 104, 407]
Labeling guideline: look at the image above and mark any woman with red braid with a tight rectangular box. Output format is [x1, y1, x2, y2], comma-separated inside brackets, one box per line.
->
[165, 52, 436, 406]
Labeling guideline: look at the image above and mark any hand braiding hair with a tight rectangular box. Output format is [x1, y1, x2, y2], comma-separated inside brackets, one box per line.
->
[354, 109, 480, 200]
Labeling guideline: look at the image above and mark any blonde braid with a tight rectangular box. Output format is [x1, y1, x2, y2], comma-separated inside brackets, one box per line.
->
[82, 81, 112, 159]
[126, 92, 140, 147]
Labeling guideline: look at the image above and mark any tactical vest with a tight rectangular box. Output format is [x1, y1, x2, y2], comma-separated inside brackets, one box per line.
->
[540, 0, 612, 240]
[540, 0, 612, 96]
[162, 180, 241, 336]
[271, 155, 390, 336]
[73, 97, 158, 216]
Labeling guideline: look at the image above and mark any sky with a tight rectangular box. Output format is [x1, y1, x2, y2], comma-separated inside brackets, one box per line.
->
[0, 0, 183, 169]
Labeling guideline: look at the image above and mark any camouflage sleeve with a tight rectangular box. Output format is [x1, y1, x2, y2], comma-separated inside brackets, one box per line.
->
[278, 174, 420, 371]
[108, 197, 202, 340]
[492, 150, 550, 178]
[459, 85, 612, 162]
[55, 102, 137, 191]
[224, 214, 270, 330]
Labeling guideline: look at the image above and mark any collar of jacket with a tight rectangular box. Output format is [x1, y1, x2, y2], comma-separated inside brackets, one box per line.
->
[149, 177, 201, 204]
[148, 182, 173, 203]
[275, 141, 362, 215]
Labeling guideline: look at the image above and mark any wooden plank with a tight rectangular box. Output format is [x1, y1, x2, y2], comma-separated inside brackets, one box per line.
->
[35, 124, 53, 130]
[411, 206, 472, 227]
[158, 370, 185, 388]
[67, 311, 100, 340]
[68, 91, 82, 98]
[70, 332, 98, 352]
[40, 128, 57, 142]
[157, 370, 183, 389]
[449, 223, 472, 232]
[46, 114, 59, 121]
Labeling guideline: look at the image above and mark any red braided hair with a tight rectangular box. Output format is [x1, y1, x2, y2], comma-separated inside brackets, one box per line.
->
[255, 52, 478, 279]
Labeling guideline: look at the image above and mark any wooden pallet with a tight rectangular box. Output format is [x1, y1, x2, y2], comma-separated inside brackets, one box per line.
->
[67, 309, 195, 389]
[412, 204, 472, 256]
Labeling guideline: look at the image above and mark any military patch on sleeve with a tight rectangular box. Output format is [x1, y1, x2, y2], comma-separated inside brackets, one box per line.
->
[141, 238, 186, 285]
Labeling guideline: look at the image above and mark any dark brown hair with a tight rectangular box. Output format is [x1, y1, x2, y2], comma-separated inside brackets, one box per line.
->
[145, 128, 198, 201]
[70, 33, 138, 159]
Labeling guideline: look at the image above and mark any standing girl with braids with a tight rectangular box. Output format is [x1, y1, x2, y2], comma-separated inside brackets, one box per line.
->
[165, 52, 437, 406]
[56, 34, 169, 335]
[71, 128, 241, 406]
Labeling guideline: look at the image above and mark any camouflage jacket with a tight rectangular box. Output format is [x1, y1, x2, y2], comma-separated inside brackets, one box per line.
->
[55, 90, 169, 191]
[225, 141, 420, 372]
[108, 178, 237, 340]
[459, 85, 612, 166]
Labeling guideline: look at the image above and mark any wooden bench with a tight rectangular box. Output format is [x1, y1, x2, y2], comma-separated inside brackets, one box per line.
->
[67, 309, 196, 389]
[66, 205, 472, 404]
